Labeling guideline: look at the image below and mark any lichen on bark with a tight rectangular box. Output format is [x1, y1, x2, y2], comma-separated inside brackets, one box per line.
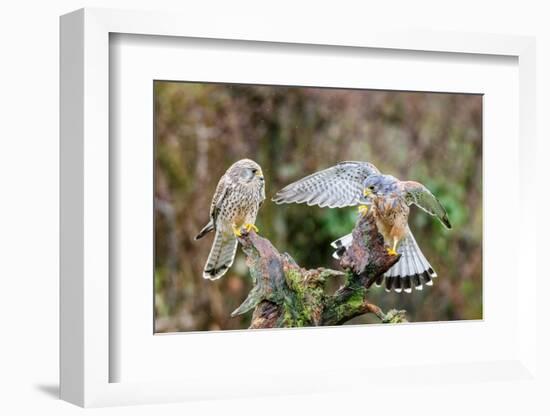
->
[233, 211, 408, 328]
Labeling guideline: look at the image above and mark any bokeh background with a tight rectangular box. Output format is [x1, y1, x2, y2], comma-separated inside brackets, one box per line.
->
[154, 81, 482, 332]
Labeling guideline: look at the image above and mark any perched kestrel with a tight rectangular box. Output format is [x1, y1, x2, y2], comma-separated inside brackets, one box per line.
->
[273, 161, 451, 293]
[196, 159, 265, 280]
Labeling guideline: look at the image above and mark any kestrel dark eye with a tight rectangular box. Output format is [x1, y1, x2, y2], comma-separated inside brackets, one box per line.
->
[251, 169, 257, 174]
[369, 185, 375, 190]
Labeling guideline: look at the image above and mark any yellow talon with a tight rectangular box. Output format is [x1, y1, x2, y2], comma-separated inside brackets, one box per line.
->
[245, 223, 259, 233]
[387, 238, 399, 256]
[232, 224, 242, 237]
[233, 223, 258, 236]
[358, 205, 369, 216]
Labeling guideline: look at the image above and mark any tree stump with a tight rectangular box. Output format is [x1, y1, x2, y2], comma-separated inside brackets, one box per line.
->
[232, 211, 408, 328]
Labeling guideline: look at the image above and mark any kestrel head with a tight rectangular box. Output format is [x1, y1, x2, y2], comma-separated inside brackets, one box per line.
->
[362, 174, 398, 198]
[228, 159, 265, 185]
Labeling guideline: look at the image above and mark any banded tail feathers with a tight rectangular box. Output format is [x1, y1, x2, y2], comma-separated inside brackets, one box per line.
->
[330, 228, 437, 293]
[202, 230, 238, 280]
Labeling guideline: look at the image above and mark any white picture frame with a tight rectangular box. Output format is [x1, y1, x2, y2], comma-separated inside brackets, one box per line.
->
[60, 7, 538, 408]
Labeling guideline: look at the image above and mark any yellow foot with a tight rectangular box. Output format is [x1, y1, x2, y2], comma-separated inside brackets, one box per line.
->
[244, 223, 259, 233]
[358, 205, 369, 216]
[233, 223, 259, 236]
[386, 247, 398, 256]
[232, 224, 242, 237]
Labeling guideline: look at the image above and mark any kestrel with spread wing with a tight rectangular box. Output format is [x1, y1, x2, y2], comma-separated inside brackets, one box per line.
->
[273, 161, 451, 293]
[196, 159, 266, 280]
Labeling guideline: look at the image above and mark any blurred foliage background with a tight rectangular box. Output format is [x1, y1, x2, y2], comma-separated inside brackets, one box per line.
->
[154, 81, 482, 332]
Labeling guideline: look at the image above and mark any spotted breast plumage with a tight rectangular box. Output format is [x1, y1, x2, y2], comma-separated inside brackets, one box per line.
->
[195, 159, 266, 280]
[273, 162, 451, 293]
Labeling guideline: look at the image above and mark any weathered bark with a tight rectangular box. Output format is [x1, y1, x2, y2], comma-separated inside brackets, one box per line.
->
[233, 211, 408, 328]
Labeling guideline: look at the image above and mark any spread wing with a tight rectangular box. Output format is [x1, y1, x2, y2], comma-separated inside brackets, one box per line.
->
[403, 181, 452, 229]
[272, 161, 380, 208]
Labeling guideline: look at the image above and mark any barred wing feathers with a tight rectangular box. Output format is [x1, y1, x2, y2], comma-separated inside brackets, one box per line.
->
[272, 161, 380, 208]
[403, 181, 452, 229]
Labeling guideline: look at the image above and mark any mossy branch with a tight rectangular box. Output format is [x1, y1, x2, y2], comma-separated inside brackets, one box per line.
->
[233, 211, 408, 328]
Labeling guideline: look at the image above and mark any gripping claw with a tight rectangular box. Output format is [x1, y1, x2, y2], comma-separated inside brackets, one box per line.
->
[232, 224, 242, 237]
[358, 205, 369, 216]
[244, 223, 259, 233]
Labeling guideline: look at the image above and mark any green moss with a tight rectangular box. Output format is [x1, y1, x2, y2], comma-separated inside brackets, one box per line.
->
[277, 268, 329, 327]
[381, 309, 408, 323]
[285, 268, 304, 292]
[346, 289, 366, 310]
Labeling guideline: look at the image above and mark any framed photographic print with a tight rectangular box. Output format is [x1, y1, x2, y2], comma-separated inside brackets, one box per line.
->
[60, 7, 538, 408]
